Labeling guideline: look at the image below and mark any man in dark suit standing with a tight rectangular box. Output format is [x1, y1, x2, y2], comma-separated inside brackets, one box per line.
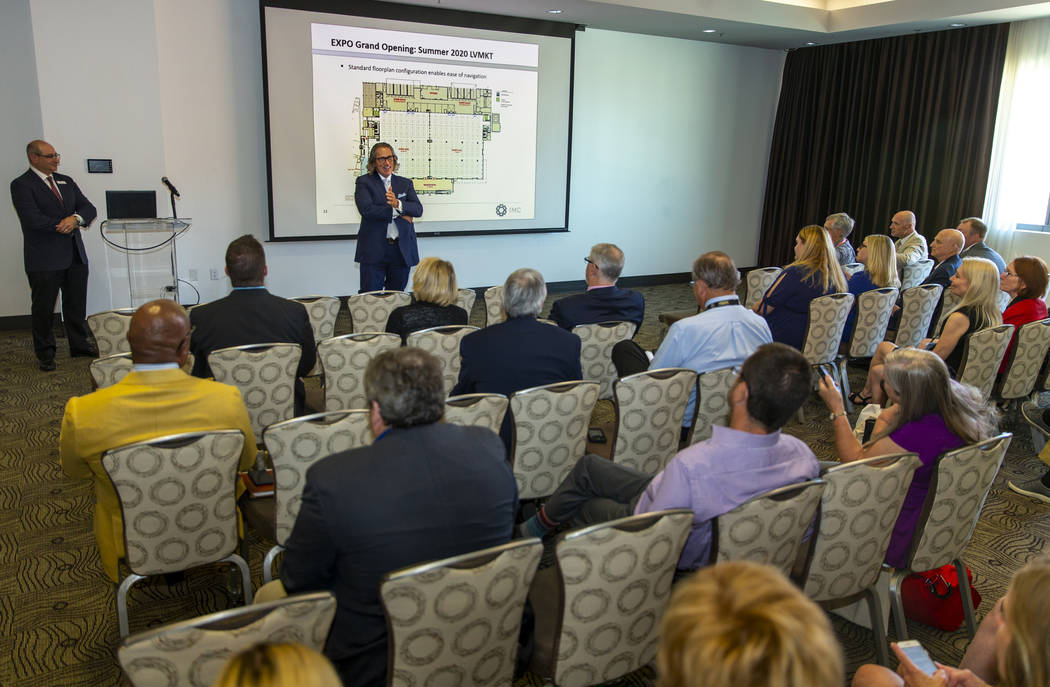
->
[354, 142, 423, 292]
[277, 347, 517, 686]
[548, 243, 645, 331]
[10, 139, 97, 370]
[189, 234, 315, 413]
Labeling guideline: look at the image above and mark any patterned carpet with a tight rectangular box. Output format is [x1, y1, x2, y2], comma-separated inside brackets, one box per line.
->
[1, 282, 1049, 686]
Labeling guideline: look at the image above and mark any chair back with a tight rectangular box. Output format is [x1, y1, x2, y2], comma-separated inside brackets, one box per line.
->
[957, 325, 1014, 400]
[118, 591, 336, 687]
[445, 393, 509, 434]
[406, 325, 479, 394]
[88, 308, 136, 357]
[688, 366, 737, 445]
[455, 288, 477, 317]
[801, 293, 854, 366]
[803, 454, 920, 601]
[997, 289, 1011, 313]
[208, 343, 302, 440]
[263, 410, 372, 546]
[611, 368, 696, 476]
[483, 285, 505, 326]
[997, 319, 1050, 400]
[90, 352, 134, 389]
[894, 284, 942, 348]
[743, 267, 782, 309]
[710, 480, 825, 579]
[381, 539, 543, 687]
[101, 430, 246, 576]
[935, 288, 963, 334]
[318, 332, 401, 410]
[347, 290, 411, 333]
[573, 321, 638, 400]
[540, 509, 692, 687]
[847, 288, 899, 358]
[509, 381, 600, 499]
[842, 262, 864, 278]
[290, 296, 341, 376]
[900, 259, 934, 289]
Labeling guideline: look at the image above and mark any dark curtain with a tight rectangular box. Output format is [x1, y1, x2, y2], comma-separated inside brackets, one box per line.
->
[757, 24, 1010, 266]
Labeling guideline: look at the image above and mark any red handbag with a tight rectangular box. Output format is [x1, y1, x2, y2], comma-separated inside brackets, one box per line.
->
[901, 564, 982, 631]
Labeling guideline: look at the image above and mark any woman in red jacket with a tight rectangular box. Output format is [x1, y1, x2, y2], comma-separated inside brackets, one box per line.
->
[999, 255, 1049, 373]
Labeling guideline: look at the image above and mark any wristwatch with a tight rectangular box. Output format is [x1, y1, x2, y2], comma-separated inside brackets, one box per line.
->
[829, 410, 847, 421]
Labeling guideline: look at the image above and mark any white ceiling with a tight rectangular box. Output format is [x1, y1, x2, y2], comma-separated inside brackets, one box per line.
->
[385, 0, 1050, 48]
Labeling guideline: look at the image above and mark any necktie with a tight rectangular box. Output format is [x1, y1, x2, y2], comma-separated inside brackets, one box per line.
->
[47, 176, 62, 202]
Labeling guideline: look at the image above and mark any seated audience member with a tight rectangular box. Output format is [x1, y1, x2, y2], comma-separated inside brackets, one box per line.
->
[852, 554, 1050, 687]
[385, 256, 468, 343]
[999, 256, 1049, 373]
[452, 267, 582, 448]
[922, 228, 964, 288]
[818, 348, 996, 568]
[190, 234, 316, 414]
[59, 299, 256, 583]
[958, 216, 1007, 275]
[754, 224, 847, 350]
[548, 243, 644, 330]
[611, 251, 771, 435]
[842, 234, 900, 342]
[273, 348, 517, 686]
[659, 561, 844, 687]
[825, 211, 857, 266]
[855, 257, 1002, 406]
[214, 642, 342, 687]
[518, 343, 819, 570]
[891, 210, 928, 273]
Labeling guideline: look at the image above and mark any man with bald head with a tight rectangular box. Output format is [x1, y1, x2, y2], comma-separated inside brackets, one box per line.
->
[922, 228, 965, 288]
[889, 210, 927, 273]
[60, 299, 256, 583]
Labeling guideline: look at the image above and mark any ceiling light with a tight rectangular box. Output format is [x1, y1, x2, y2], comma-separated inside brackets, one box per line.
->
[702, 28, 718, 33]
[806, 41, 817, 45]
[949, 23, 966, 27]
[546, 8, 563, 13]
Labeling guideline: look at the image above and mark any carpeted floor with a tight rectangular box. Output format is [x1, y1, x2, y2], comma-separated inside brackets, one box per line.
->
[2, 282, 1049, 686]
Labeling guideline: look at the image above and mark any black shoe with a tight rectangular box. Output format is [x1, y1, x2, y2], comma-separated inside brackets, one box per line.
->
[39, 359, 56, 372]
[70, 348, 98, 358]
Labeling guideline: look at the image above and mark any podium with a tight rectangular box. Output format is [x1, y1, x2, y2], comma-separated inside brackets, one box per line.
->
[100, 218, 190, 308]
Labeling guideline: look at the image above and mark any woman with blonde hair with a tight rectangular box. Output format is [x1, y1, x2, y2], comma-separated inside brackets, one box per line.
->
[819, 347, 996, 566]
[658, 560, 844, 687]
[213, 642, 342, 687]
[842, 234, 901, 341]
[855, 257, 1003, 405]
[386, 256, 468, 343]
[755, 225, 848, 349]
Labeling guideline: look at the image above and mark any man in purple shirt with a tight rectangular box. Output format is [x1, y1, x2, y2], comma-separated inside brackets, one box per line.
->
[518, 343, 819, 570]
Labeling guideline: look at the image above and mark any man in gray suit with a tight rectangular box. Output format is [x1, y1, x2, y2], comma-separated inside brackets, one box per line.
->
[958, 217, 1006, 274]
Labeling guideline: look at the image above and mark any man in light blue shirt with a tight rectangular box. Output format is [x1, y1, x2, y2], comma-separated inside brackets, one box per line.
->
[613, 251, 772, 427]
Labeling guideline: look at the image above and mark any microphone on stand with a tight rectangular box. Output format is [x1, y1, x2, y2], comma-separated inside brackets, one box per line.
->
[161, 176, 181, 198]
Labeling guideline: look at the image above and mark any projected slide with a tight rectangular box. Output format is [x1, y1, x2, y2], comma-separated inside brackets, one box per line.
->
[312, 24, 538, 225]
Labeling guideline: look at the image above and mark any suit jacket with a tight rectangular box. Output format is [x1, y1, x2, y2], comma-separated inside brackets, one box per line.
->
[923, 254, 962, 288]
[960, 242, 1007, 274]
[10, 168, 96, 272]
[354, 171, 422, 266]
[895, 231, 928, 273]
[548, 285, 645, 331]
[59, 368, 256, 582]
[280, 422, 517, 687]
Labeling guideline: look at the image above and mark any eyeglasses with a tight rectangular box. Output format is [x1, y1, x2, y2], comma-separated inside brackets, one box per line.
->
[35, 152, 60, 159]
[374, 155, 395, 163]
[584, 257, 596, 266]
[1002, 270, 1018, 277]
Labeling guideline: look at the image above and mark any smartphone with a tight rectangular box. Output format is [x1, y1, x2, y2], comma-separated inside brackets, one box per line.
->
[897, 640, 937, 675]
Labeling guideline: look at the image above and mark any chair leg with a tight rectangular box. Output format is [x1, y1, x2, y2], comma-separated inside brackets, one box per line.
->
[955, 559, 978, 638]
[262, 545, 284, 585]
[839, 356, 854, 414]
[888, 569, 908, 641]
[224, 553, 254, 605]
[116, 573, 146, 639]
[865, 589, 890, 667]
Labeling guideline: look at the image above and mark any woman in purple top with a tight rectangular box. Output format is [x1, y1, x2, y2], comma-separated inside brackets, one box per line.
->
[818, 348, 997, 566]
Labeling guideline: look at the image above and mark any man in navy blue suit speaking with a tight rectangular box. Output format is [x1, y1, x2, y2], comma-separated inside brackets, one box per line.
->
[548, 243, 645, 331]
[353, 142, 423, 292]
[10, 139, 97, 371]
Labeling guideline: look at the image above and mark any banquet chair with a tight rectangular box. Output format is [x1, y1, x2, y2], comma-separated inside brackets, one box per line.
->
[346, 290, 411, 333]
[87, 308, 136, 357]
[444, 393, 509, 434]
[290, 295, 340, 376]
[317, 332, 401, 410]
[406, 325, 478, 394]
[610, 368, 695, 476]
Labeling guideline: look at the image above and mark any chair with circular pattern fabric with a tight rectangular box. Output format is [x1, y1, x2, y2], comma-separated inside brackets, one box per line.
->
[900, 259, 934, 290]
[346, 290, 411, 334]
[995, 318, 1050, 405]
[483, 285, 505, 326]
[956, 324, 1014, 400]
[837, 287, 898, 412]
[894, 284, 943, 348]
[455, 287, 477, 319]
[841, 262, 864, 278]
[572, 321, 638, 400]
[709, 480, 825, 581]
[743, 267, 783, 310]
[101, 429, 251, 638]
[290, 296, 341, 377]
[887, 433, 1013, 641]
[528, 509, 693, 687]
[208, 343, 302, 445]
[88, 308, 136, 357]
[798, 293, 854, 421]
[89, 352, 134, 389]
[934, 287, 963, 336]
[610, 368, 696, 476]
[800, 453, 921, 666]
[257, 410, 372, 584]
[380, 538, 543, 687]
[117, 591, 336, 687]
[317, 332, 401, 411]
[444, 393, 509, 435]
[406, 325, 479, 395]
[687, 366, 737, 446]
[509, 380, 600, 500]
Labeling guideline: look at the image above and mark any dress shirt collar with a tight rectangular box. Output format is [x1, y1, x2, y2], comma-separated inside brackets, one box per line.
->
[587, 284, 615, 292]
[133, 362, 180, 371]
[232, 286, 267, 291]
[30, 167, 53, 184]
[709, 424, 780, 448]
[704, 294, 739, 307]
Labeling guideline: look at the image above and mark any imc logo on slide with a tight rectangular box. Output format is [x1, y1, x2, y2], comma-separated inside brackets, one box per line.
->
[495, 203, 522, 217]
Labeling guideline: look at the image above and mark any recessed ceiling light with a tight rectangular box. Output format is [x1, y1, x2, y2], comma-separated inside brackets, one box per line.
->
[702, 28, 718, 33]
[806, 41, 817, 45]
[949, 22, 966, 27]
[546, 8, 563, 13]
